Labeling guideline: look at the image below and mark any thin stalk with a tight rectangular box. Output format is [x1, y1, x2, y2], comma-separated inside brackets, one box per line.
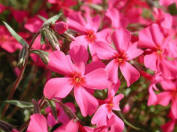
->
[1, 32, 40, 117]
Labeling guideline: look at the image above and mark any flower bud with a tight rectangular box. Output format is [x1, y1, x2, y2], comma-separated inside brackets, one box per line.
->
[54, 21, 68, 34]
[31, 50, 49, 64]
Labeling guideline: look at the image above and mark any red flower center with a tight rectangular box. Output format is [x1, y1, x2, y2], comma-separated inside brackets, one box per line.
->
[87, 0, 93, 3]
[155, 46, 163, 59]
[115, 52, 127, 65]
[85, 30, 96, 43]
[0, 36, 7, 42]
[71, 73, 85, 87]
[170, 90, 177, 98]
[106, 97, 114, 112]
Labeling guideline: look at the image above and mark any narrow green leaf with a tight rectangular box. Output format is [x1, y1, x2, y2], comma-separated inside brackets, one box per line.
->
[38, 15, 47, 22]
[43, 13, 62, 25]
[4, 100, 33, 109]
[2, 21, 29, 47]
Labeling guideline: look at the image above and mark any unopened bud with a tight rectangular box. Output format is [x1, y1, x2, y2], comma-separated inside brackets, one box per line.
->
[54, 22, 68, 34]
[18, 45, 29, 67]
[31, 50, 49, 64]
[42, 28, 60, 50]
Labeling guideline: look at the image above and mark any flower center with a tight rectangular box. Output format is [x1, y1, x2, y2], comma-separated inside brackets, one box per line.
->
[156, 47, 163, 59]
[106, 97, 114, 112]
[0, 36, 7, 42]
[115, 52, 127, 64]
[72, 73, 85, 87]
[85, 30, 96, 43]
[170, 90, 177, 98]
[87, 0, 93, 3]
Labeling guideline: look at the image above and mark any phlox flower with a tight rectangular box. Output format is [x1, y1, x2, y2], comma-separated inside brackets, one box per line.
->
[44, 46, 109, 117]
[67, 10, 111, 56]
[161, 119, 176, 132]
[45, 102, 76, 127]
[48, 0, 77, 11]
[91, 86, 124, 132]
[138, 23, 177, 79]
[0, 4, 6, 13]
[0, 26, 22, 53]
[96, 28, 143, 86]
[155, 80, 177, 119]
[25, 11, 47, 33]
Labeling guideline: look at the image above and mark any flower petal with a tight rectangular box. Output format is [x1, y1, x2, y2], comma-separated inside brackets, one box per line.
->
[105, 60, 118, 84]
[94, 41, 116, 60]
[91, 104, 108, 127]
[105, 8, 121, 29]
[54, 119, 79, 132]
[44, 78, 73, 99]
[144, 53, 157, 71]
[70, 36, 89, 49]
[84, 68, 109, 90]
[171, 99, 177, 119]
[157, 92, 172, 106]
[48, 51, 74, 75]
[74, 86, 98, 117]
[138, 26, 156, 49]
[161, 120, 176, 132]
[127, 42, 143, 60]
[147, 85, 158, 106]
[112, 28, 131, 51]
[113, 94, 124, 111]
[27, 114, 48, 132]
[85, 60, 105, 74]
[150, 24, 164, 45]
[109, 114, 124, 132]
[120, 62, 140, 87]
[69, 45, 88, 64]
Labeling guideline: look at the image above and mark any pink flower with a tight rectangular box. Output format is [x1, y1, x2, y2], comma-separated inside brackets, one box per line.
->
[30, 36, 52, 67]
[91, 89, 124, 131]
[161, 119, 176, 132]
[27, 114, 48, 132]
[81, 0, 102, 4]
[0, 26, 22, 53]
[105, 8, 121, 29]
[48, 0, 77, 11]
[138, 24, 177, 79]
[25, 11, 47, 33]
[54, 22, 68, 34]
[96, 28, 143, 86]
[153, 8, 172, 32]
[44, 46, 109, 117]
[0, 4, 6, 13]
[45, 102, 76, 127]
[11, 9, 28, 23]
[67, 10, 111, 56]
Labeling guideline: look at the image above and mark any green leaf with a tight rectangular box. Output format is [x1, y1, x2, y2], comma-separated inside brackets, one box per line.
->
[2, 21, 29, 47]
[38, 15, 47, 22]
[4, 100, 33, 109]
[43, 13, 62, 25]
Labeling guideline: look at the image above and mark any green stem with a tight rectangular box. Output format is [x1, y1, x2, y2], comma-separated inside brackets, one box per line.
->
[117, 111, 141, 131]
[2, 32, 40, 117]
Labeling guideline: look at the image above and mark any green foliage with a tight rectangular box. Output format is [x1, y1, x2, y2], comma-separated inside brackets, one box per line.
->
[4, 100, 33, 109]
[2, 21, 29, 47]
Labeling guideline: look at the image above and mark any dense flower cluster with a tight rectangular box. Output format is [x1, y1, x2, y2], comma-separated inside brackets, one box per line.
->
[1, 0, 177, 132]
